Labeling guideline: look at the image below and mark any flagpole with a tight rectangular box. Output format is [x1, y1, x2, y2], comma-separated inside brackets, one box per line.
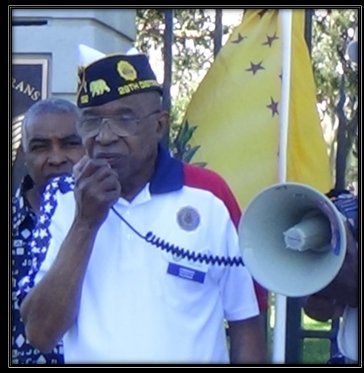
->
[272, 9, 293, 364]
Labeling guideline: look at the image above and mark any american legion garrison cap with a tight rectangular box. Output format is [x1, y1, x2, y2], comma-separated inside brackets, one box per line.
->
[76, 51, 162, 108]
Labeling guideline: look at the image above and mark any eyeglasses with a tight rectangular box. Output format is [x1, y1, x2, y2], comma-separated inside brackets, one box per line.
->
[78, 109, 161, 138]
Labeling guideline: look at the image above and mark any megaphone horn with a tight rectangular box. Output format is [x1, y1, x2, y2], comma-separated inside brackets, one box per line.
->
[238, 182, 347, 297]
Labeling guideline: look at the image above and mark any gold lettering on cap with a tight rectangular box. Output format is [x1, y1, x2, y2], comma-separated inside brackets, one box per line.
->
[139, 80, 158, 89]
[117, 80, 159, 96]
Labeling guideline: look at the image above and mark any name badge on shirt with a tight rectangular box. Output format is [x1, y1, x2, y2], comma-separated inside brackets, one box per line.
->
[167, 262, 206, 284]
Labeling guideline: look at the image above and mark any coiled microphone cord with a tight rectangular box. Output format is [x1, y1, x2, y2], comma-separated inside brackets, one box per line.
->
[111, 206, 244, 267]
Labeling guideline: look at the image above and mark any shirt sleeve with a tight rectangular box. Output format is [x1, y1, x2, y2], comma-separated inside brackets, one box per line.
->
[219, 213, 260, 321]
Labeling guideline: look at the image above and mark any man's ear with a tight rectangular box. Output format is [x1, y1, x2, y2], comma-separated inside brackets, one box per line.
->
[156, 110, 170, 140]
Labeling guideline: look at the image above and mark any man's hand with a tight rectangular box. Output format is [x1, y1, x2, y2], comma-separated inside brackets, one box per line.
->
[303, 293, 345, 322]
[73, 155, 121, 228]
[303, 220, 358, 322]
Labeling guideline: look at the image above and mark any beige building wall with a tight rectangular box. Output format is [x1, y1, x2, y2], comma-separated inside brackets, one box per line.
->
[12, 8, 137, 102]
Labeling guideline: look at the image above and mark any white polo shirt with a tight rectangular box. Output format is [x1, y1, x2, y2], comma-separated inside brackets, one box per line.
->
[19, 148, 260, 364]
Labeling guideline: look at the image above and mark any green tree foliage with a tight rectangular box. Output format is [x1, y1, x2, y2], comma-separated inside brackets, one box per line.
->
[136, 9, 231, 162]
[311, 9, 358, 190]
[136, 9, 358, 189]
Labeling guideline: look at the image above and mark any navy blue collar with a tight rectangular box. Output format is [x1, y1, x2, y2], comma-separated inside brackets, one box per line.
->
[149, 145, 183, 194]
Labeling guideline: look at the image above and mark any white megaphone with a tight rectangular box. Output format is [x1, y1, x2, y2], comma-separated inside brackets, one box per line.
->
[238, 182, 347, 297]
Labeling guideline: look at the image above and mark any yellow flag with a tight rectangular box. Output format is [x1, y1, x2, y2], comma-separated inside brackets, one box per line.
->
[184, 9, 331, 209]
[286, 10, 331, 191]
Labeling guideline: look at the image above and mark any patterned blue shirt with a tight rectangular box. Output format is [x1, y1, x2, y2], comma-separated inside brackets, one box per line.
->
[12, 175, 64, 365]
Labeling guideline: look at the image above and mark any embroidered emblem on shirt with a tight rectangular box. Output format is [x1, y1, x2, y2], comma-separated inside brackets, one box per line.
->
[177, 206, 200, 232]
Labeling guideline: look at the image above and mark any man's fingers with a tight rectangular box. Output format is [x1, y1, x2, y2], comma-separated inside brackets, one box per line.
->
[73, 155, 89, 179]
[74, 158, 111, 182]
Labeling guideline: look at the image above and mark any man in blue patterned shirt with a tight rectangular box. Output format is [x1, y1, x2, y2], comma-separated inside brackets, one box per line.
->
[11, 98, 84, 364]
